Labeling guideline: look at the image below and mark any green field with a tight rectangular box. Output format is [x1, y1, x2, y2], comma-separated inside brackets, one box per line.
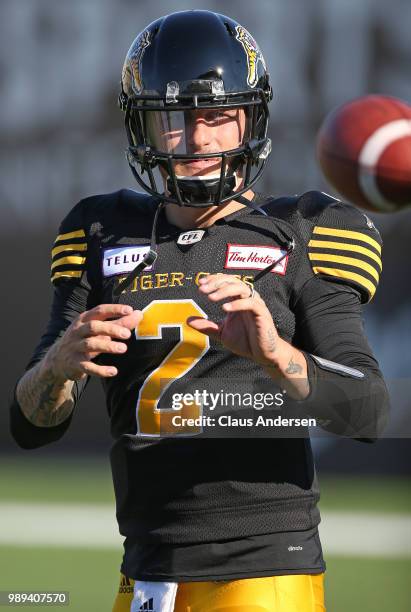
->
[1, 457, 410, 512]
[1, 546, 410, 611]
[1, 457, 410, 611]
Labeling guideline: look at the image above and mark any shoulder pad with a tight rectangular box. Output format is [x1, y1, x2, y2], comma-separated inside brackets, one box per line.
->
[263, 191, 338, 242]
[307, 196, 382, 303]
[295, 190, 340, 219]
[50, 190, 157, 285]
[118, 188, 158, 212]
[259, 190, 381, 302]
[80, 189, 156, 224]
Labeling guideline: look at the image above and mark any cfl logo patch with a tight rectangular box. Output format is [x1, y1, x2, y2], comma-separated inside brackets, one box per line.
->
[177, 230, 205, 245]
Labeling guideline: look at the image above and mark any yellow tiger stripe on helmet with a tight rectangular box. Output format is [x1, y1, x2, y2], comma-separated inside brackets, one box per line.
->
[312, 226, 381, 254]
[308, 253, 380, 283]
[55, 229, 86, 243]
[51, 270, 82, 282]
[51, 256, 86, 271]
[312, 266, 377, 299]
[308, 240, 382, 269]
[52, 243, 87, 258]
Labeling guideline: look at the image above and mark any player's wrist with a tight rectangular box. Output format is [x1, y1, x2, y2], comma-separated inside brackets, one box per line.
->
[259, 342, 310, 400]
[257, 337, 288, 369]
[41, 343, 70, 386]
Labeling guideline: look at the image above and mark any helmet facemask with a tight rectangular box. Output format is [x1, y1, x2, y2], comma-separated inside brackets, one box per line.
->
[123, 84, 272, 208]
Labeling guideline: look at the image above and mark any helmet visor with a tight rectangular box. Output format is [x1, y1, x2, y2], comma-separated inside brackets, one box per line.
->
[143, 107, 251, 156]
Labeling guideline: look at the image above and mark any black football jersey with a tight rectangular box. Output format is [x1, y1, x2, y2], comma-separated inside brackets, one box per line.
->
[10, 189, 389, 581]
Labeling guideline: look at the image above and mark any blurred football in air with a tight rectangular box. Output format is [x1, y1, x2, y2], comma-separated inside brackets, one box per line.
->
[316, 94, 411, 213]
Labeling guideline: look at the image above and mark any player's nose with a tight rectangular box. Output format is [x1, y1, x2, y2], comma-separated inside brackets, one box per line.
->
[187, 119, 212, 150]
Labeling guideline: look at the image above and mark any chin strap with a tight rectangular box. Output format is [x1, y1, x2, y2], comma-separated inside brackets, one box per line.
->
[232, 193, 296, 281]
[253, 240, 295, 281]
[112, 201, 163, 298]
[233, 193, 268, 215]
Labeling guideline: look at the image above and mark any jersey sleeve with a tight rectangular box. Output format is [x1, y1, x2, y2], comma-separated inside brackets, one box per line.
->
[10, 200, 95, 449]
[292, 275, 390, 441]
[307, 201, 382, 303]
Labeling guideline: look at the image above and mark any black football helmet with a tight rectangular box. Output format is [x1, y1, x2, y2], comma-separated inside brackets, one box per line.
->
[120, 10, 273, 207]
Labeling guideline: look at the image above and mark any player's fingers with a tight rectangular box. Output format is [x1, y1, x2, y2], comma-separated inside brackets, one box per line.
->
[80, 337, 128, 356]
[116, 310, 143, 330]
[201, 281, 251, 302]
[80, 304, 134, 323]
[222, 297, 266, 314]
[84, 335, 111, 358]
[198, 275, 239, 293]
[197, 273, 230, 286]
[79, 320, 132, 340]
[77, 359, 118, 378]
[186, 316, 221, 340]
[78, 311, 143, 339]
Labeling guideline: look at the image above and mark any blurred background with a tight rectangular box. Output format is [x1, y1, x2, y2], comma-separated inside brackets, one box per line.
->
[1, 0, 410, 610]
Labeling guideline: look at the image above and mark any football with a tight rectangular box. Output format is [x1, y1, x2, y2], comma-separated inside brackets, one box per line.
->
[316, 95, 411, 212]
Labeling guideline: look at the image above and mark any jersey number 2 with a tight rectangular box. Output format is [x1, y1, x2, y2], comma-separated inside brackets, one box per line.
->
[135, 299, 210, 436]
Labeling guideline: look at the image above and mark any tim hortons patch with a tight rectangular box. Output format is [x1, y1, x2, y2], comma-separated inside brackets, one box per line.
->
[224, 244, 289, 275]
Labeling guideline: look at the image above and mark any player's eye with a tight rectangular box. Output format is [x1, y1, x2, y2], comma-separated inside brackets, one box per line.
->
[208, 110, 225, 120]
[206, 109, 238, 123]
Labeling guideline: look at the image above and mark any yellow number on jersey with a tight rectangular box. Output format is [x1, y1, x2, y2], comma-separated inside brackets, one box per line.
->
[135, 299, 210, 436]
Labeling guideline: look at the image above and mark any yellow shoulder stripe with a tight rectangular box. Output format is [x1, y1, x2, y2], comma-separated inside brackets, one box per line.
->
[312, 266, 376, 299]
[52, 243, 87, 258]
[308, 240, 382, 269]
[51, 256, 86, 271]
[308, 253, 380, 283]
[313, 226, 381, 254]
[51, 270, 82, 282]
[55, 229, 86, 242]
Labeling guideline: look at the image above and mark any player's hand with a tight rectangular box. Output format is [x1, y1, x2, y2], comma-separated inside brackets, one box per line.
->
[187, 274, 280, 366]
[44, 304, 142, 381]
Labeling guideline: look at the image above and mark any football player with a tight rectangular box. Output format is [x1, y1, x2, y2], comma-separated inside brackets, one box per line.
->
[11, 10, 389, 612]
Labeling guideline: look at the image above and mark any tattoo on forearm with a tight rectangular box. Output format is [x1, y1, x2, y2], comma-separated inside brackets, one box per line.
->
[285, 357, 303, 375]
[16, 364, 74, 427]
[266, 328, 277, 353]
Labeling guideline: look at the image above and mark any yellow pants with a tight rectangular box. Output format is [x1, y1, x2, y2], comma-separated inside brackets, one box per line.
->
[113, 572, 325, 611]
